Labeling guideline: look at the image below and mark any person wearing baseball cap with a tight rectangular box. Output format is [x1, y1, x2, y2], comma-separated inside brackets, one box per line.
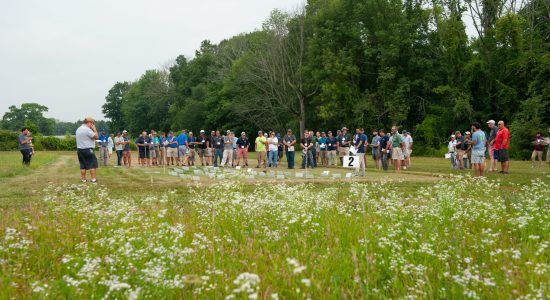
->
[196, 130, 208, 166]
[75, 117, 99, 182]
[337, 127, 351, 165]
[255, 130, 267, 168]
[236, 132, 250, 167]
[448, 134, 457, 169]
[283, 129, 297, 169]
[486, 120, 498, 172]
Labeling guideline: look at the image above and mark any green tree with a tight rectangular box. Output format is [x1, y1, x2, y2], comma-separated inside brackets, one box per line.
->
[1, 103, 55, 135]
[102, 82, 131, 132]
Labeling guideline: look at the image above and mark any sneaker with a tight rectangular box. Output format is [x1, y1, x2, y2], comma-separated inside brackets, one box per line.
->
[81, 179, 87, 183]
[90, 179, 98, 183]
[403, 166, 407, 170]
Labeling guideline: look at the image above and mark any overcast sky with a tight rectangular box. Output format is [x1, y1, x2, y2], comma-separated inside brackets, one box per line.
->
[0, 0, 304, 121]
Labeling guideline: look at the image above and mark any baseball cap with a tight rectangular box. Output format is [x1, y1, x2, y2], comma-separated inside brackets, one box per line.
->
[122, 130, 128, 133]
[258, 130, 263, 134]
[226, 130, 230, 133]
[465, 131, 471, 135]
[200, 130, 205, 133]
[241, 132, 246, 135]
[486, 120, 495, 124]
[451, 134, 456, 138]
[342, 127, 348, 130]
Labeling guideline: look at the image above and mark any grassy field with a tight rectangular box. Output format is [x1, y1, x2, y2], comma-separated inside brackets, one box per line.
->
[0, 151, 548, 299]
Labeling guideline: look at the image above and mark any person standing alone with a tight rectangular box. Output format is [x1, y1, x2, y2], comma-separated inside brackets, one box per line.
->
[18, 127, 33, 166]
[76, 117, 99, 183]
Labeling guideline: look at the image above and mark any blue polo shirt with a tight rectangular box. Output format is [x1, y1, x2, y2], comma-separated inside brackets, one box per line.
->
[326, 137, 337, 151]
[166, 135, 178, 148]
[354, 134, 368, 153]
[176, 133, 188, 146]
[318, 137, 328, 151]
[98, 134, 109, 147]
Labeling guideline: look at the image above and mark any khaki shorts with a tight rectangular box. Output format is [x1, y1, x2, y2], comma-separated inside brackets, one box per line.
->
[197, 148, 206, 157]
[338, 147, 349, 157]
[392, 147, 403, 159]
[457, 149, 465, 161]
[206, 148, 213, 157]
[166, 147, 178, 158]
[257, 151, 267, 160]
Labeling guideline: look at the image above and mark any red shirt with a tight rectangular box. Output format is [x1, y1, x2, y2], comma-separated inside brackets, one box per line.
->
[495, 127, 510, 150]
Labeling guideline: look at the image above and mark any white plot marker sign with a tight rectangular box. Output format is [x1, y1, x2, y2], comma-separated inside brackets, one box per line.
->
[342, 156, 359, 168]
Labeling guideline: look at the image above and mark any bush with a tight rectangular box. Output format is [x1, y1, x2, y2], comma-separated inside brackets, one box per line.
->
[0, 130, 77, 151]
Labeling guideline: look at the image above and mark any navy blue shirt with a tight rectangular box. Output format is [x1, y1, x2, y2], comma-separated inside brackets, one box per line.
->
[354, 134, 368, 153]
[380, 135, 389, 150]
[196, 135, 208, 149]
[135, 136, 151, 151]
[236, 137, 250, 149]
[326, 137, 337, 151]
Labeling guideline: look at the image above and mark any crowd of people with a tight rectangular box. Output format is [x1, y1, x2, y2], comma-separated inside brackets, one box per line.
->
[18, 117, 550, 182]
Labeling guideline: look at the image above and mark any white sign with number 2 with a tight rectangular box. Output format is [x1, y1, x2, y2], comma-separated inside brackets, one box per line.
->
[343, 156, 359, 168]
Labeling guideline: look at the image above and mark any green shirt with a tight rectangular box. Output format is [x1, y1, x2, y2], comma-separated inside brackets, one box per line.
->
[255, 136, 267, 152]
[391, 133, 404, 148]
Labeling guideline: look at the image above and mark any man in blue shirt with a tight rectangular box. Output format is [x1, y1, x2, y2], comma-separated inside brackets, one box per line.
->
[470, 122, 486, 177]
[318, 132, 328, 167]
[353, 128, 368, 176]
[135, 131, 151, 167]
[98, 130, 109, 166]
[165, 131, 178, 166]
[176, 130, 189, 166]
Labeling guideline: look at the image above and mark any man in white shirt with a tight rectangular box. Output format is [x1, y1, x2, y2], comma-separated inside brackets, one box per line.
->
[75, 117, 99, 183]
[402, 130, 413, 169]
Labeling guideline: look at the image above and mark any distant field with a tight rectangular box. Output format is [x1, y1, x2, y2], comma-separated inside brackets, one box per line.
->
[0, 151, 548, 298]
[0, 151, 58, 179]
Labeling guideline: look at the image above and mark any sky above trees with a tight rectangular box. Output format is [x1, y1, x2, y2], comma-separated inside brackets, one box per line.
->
[0, 0, 303, 121]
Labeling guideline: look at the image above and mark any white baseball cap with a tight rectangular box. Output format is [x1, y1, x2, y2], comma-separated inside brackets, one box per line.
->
[486, 120, 495, 124]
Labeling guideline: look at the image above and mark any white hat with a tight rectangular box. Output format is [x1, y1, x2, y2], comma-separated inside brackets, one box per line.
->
[465, 131, 471, 135]
[486, 120, 495, 124]
[451, 134, 456, 138]
[122, 130, 128, 133]
[200, 130, 205, 133]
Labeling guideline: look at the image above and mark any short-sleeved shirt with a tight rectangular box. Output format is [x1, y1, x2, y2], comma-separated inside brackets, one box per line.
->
[472, 131, 486, 151]
[76, 124, 96, 149]
[391, 133, 404, 148]
[196, 135, 208, 149]
[176, 133, 188, 146]
[166, 135, 178, 148]
[233, 137, 238, 150]
[123, 136, 131, 151]
[354, 134, 368, 153]
[213, 136, 224, 149]
[135, 136, 151, 151]
[223, 136, 233, 150]
[495, 127, 510, 150]
[534, 137, 545, 151]
[318, 137, 328, 151]
[268, 137, 278, 151]
[311, 136, 318, 147]
[326, 137, 337, 151]
[18, 134, 31, 150]
[114, 136, 125, 151]
[338, 134, 351, 147]
[371, 136, 381, 153]
[380, 135, 389, 150]
[404, 135, 413, 148]
[188, 136, 196, 149]
[301, 137, 312, 150]
[255, 136, 267, 152]
[488, 127, 498, 142]
[237, 137, 250, 149]
[98, 134, 109, 147]
[283, 135, 296, 145]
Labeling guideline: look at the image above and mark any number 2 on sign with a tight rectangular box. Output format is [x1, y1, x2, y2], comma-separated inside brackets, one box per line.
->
[348, 157, 354, 167]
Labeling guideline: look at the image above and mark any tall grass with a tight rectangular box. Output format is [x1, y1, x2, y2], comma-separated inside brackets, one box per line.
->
[1, 176, 548, 299]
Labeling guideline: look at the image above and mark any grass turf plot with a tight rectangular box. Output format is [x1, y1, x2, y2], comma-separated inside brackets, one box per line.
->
[0, 151, 549, 299]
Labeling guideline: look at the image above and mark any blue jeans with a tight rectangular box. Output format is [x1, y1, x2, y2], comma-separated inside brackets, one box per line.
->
[463, 157, 469, 169]
[381, 151, 388, 170]
[268, 150, 278, 167]
[311, 148, 317, 167]
[450, 153, 457, 169]
[214, 149, 223, 167]
[286, 150, 295, 168]
[116, 150, 123, 166]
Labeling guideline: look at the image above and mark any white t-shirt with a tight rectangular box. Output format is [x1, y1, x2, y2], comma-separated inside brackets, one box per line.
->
[448, 140, 456, 153]
[75, 124, 96, 149]
[404, 135, 413, 149]
[114, 136, 125, 151]
[268, 137, 278, 151]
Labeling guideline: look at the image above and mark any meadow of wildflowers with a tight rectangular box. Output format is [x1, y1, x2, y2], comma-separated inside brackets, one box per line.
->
[1, 176, 548, 299]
